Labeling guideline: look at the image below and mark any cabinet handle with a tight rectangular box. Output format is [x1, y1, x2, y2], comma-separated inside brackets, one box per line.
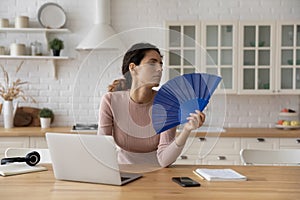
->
[198, 137, 206, 141]
[218, 156, 226, 160]
[296, 139, 300, 144]
[257, 138, 265, 142]
[180, 155, 188, 160]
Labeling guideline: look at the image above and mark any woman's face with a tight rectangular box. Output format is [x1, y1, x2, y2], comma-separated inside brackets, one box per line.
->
[131, 50, 163, 88]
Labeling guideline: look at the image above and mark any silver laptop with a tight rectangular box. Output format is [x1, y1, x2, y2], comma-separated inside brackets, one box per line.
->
[46, 133, 142, 186]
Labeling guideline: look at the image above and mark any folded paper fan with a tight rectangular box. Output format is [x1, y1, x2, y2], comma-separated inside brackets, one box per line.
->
[152, 73, 222, 134]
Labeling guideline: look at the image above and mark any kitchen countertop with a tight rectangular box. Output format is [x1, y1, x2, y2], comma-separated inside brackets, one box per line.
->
[0, 127, 299, 138]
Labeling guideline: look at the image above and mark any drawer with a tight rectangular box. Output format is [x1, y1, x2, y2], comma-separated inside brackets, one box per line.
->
[280, 138, 300, 148]
[0, 137, 30, 157]
[241, 138, 279, 150]
[174, 154, 201, 165]
[203, 137, 241, 155]
[30, 137, 48, 148]
[201, 155, 241, 165]
[183, 137, 241, 156]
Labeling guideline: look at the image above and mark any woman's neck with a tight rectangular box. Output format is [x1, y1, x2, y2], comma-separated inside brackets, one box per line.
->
[130, 87, 155, 104]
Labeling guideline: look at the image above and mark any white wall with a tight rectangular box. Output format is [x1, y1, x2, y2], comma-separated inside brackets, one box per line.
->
[0, 0, 299, 128]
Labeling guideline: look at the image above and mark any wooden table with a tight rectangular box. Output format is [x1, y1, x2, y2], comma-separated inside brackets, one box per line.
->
[0, 165, 299, 200]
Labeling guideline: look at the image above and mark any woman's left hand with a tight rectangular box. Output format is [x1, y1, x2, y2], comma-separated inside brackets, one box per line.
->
[183, 110, 205, 132]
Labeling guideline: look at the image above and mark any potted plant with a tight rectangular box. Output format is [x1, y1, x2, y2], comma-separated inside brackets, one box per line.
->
[38, 108, 54, 128]
[48, 38, 64, 56]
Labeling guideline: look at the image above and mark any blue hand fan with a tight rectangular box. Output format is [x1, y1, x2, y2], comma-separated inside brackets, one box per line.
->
[152, 73, 222, 134]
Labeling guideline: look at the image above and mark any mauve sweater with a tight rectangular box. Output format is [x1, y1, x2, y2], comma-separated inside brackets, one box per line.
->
[97, 91, 184, 167]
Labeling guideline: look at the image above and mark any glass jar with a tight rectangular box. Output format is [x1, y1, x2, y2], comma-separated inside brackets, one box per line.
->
[31, 41, 42, 56]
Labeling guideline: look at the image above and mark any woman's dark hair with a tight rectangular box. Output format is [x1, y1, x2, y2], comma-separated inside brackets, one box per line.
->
[108, 43, 162, 92]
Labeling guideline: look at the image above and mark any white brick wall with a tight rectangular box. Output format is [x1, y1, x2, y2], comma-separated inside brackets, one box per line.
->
[0, 0, 299, 128]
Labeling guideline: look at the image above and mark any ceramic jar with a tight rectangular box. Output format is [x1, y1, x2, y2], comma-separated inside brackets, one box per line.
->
[0, 46, 5, 55]
[10, 43, 26, 56]
[0, 18, 9, 28]
[15, 16, 29, 28]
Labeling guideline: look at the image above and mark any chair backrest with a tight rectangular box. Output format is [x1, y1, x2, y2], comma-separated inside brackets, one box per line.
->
[240, 149, 300, 165]
[5, 148, 51, 164]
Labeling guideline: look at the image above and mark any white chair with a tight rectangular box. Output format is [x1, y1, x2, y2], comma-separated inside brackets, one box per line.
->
[4, 148, 51, 164]
[240, 149, 300, 165]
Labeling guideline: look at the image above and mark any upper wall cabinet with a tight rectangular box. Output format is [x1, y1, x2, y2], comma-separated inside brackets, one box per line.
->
[166, 21, 237, 94]
[166, 21, 300, 95]
[277, 22, 300, 94]
[166, 22, 199, 80]
[202, 22, 238, 94]
[238, 22, 276, 94]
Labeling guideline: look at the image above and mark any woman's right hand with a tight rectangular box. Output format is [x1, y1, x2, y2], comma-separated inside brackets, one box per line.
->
[183, 110, 205, 132]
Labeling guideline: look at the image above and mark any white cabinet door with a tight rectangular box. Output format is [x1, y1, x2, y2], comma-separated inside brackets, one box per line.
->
[204, 137, 241, 155]
[276, 22, 300, 94]
[202, 21, 238, 94]
[279, 138, 300, 149]
[0, 137, 30, 158]
[30, 137, 48, 148]
[241, 137, 279, 149]
[239, 22, 276, 94]
[201, 155, 241, 165]
[200, 137, 241, 165]
[176, 137, 241, 165]
[173, 154, 201, 165]
[166, 22, 199, 80]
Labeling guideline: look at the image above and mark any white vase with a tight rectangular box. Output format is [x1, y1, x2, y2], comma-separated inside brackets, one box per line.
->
[3, 101, 14, 128]
[40, 118, 51, 128]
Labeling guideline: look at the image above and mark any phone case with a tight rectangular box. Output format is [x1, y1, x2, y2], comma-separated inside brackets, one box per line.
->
[172, 177, 201, 187]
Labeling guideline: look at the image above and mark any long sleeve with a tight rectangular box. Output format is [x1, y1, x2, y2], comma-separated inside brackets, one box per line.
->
[97, 93, 113, 136]
[157, 127, 184, 167]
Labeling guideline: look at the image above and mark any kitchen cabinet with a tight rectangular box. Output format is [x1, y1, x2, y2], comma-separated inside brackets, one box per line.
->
[166, 22, 199, 80]
[201, 22, 238, 94]
[0, 137, 30, 158]
[0, 137, 48, 158]
[166, 21, 237, 94]
[166, 21, 300, 95]
[175, 137, 242, 165]
[29, 137, 48, 148]
[279, 138, 300, 149]
[0, 28, 70, 78]
[238, 22, 276, 94]
[277, 22, 300, 93]
[174, 135, 300, 165]
[241, 137, 279, 149]
[200, 137, 241, 165]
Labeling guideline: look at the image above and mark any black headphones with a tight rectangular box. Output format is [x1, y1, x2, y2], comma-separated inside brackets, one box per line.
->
[1, 151, 40, 166]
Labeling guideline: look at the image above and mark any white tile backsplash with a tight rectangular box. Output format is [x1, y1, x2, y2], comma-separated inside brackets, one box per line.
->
[0, 0, 299, 127]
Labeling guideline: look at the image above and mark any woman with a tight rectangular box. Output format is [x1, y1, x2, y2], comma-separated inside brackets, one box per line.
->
[97, 43, 205, 168]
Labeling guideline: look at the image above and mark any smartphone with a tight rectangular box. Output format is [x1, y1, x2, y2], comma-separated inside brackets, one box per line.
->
[172, 177, 201, 187]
